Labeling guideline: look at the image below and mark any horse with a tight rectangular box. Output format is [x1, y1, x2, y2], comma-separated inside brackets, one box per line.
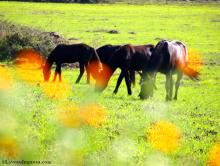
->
[96, 44, 136, 86]
[95, 44, 154, 95]
[96, 44, 121, 64]
[139, 40, 199, 101]
[43, 43, 102, 83]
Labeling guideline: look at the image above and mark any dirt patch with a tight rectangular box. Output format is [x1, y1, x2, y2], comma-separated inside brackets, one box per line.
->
[87, 29, 119, 34]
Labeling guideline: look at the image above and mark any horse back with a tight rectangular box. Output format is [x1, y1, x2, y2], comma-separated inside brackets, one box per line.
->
[129, 44, 154, 70]
[96, 44, 121, 64]
[107, 44, 154, 71]
[48, 43, 92, 64]
[168, 41, 188, 68]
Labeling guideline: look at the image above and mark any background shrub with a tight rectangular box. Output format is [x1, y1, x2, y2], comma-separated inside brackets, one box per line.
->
[0, 21, 69, 61]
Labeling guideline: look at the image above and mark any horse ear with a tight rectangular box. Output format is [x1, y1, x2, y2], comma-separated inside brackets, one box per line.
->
[137, 71, 143, 77]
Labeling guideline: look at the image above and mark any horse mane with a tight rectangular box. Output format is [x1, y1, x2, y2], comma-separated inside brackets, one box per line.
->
[146, 41, 168, 73]
[90, 47, 101, 63]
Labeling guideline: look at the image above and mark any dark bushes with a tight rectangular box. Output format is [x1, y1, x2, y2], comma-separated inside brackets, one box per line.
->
[0, 21, 69, 61]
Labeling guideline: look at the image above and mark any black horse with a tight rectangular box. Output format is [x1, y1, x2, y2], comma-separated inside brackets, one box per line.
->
[95, 44, 154, 95]
[96, 44, 121, 64]
[43, 43, 102, 83]
[139, 40, 199, 100]
[96, 44, 136, 86]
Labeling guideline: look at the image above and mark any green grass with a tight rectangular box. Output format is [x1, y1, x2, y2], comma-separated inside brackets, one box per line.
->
[0, 1, 220, 166]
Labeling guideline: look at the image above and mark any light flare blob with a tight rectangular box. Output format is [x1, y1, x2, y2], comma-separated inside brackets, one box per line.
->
[58, 104, 81, 128]
[187, 48, 203, 72]
[144, 153, 171, 166]
[112, 137, 137, 161]
[207, 142, 220, 166]
[80, 103, 107, 128]
[0, 65, 13, 91]
[94, 63, 112, 89]
[147, 120, 181, 153]
[41, 81, 70, 99]
[0, 136, 20, 158]
[15, 49, 45, 84]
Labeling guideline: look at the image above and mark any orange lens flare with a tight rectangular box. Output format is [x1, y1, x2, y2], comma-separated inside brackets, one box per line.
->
[0, 136, 20, 158]
[95, 63, 112, 89]
[15, 49, 45, 84]
[178, 48, 202, 79]
[0, 65, 13, 91]
[80, 103, 107, 128]
[58, 104, 81, 128]
[16, 68, 43, 85]
[41, 81, 70, 99]
[15, 49, 45, 69]
[187, 48, 203, 72]
[88, 61, 103, 80]
[207, 142, 220, 166]
[147, 120, 181, 153]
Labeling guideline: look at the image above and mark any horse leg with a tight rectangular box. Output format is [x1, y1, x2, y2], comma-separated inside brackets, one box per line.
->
[85, 63, 90, 84]
[75, 63, 85, 84]
[113, 71, 124, 94]
[53, 64, 61, 82]
[58, 65, 62, 82]
[53, 71, 58, 82]
[130, 70, 135, 87]
[169, 74, 174, 100]
[174, 72, 183, 100]
[124, 70, 132, 95]
[165, 73, 173, 101]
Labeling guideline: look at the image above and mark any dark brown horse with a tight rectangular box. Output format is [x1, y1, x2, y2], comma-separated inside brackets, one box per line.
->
[95, 44, 154, 95]
[43, 43, 102, 83]
[139, 40, 199, 100]
[96, 44, 121, 64]
[96, 44, 136, 86]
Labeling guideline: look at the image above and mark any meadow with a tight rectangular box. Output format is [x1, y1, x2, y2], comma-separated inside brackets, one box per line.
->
[0, 1, 220, 165]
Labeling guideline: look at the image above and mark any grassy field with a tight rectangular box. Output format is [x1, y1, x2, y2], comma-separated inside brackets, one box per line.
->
[0, 1, 220, 166]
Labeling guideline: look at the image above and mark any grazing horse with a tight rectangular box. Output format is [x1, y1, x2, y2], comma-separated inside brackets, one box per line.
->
[43, 43, 102, 83]
[139, 40, 199, 100]
[95, 44, 154, 95]
[96, 44, 136, 86]
[96, 44, 121, 64]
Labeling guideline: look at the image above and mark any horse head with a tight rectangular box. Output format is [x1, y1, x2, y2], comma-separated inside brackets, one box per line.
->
[42, 61, 51, 81]
[94, 63, 113, 92]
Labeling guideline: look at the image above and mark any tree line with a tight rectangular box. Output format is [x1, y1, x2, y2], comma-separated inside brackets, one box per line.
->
[4, 0, 105, 3]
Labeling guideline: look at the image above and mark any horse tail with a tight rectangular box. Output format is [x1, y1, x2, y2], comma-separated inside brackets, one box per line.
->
[181, 65, 200, 81]
[180, 45, 200, 81]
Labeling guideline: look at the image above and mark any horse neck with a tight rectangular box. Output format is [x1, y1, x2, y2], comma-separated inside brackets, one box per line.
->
[90, 49, 101, 63]
[100, 63, 115, 84]
[45, 59, 53, 71]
